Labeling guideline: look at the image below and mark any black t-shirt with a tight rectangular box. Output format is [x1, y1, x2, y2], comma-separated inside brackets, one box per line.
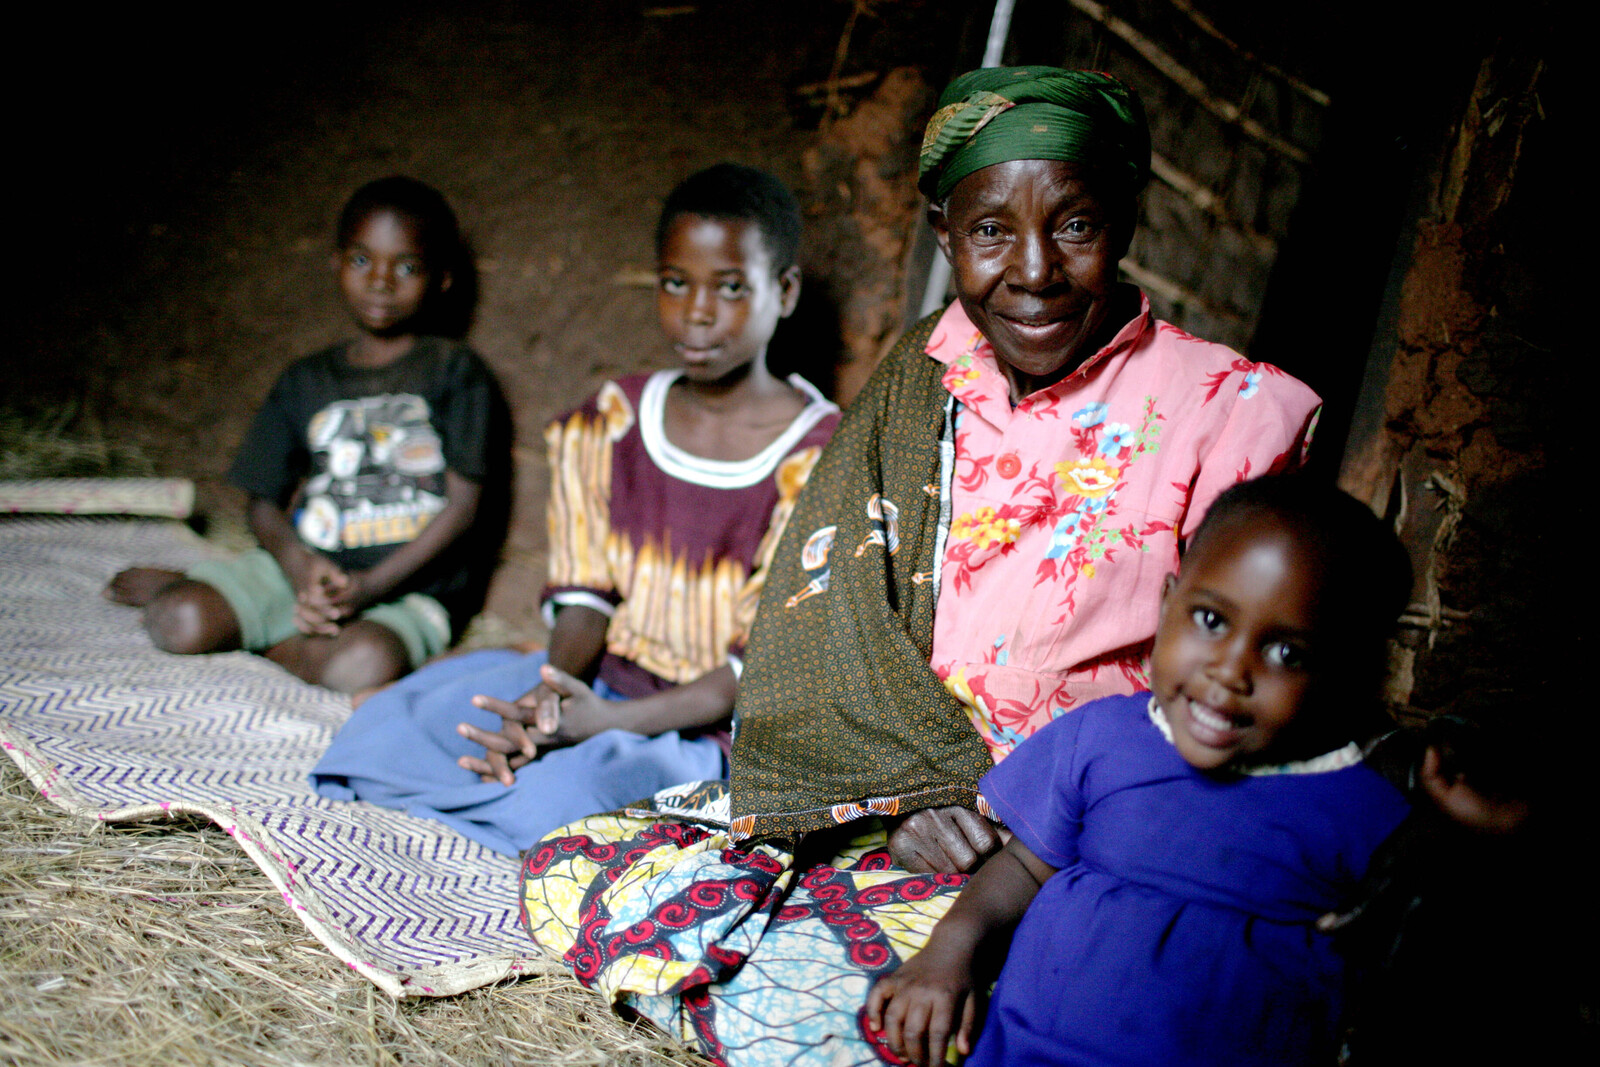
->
[228, 336, 503, 628]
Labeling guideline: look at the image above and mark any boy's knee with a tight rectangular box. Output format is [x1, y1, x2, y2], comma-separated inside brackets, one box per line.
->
[143, 581, 241, 655]
[320, 622, 411, 694]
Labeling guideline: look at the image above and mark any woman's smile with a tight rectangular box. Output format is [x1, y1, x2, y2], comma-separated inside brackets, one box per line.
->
[990, 307, 1088, 345]
[931, 159, 1132, 401]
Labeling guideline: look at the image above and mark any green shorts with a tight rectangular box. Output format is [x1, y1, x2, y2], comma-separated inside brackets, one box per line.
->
[185, 548, 451, 668]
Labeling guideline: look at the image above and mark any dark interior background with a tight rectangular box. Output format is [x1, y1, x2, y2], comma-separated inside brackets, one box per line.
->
[12, 0, 1565, 718]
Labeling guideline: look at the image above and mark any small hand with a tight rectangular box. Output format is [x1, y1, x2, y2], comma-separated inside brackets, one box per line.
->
[456, 666, 620, 785]
[1419, 744, 1532, 835]
[322, 568, 373, 619]
[865, 946, 980, 1067]
[888, 806, 1002, 874]
[293, 596, 343, 637]
[292, 556, 351, 636]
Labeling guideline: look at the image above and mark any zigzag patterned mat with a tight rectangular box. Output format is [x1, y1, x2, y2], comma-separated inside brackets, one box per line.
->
[0, 515, 539, 997]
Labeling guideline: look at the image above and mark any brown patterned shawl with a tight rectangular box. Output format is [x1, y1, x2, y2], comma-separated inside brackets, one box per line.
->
[727, 314, 994, 841]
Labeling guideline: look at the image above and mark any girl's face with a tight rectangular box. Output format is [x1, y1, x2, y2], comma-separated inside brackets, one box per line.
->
[656, 214, 799, 385]
[336, 209, 442, 337]
[1151, 515, 1329, 771]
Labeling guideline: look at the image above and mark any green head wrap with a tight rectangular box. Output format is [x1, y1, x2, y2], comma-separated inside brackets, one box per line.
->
[918, 66, 1150, 203]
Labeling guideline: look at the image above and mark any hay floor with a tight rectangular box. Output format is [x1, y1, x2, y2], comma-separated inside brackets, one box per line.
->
[0, 759, 707, 1066]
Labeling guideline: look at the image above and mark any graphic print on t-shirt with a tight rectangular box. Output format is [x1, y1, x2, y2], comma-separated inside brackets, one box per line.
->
[296, 393, 446, 553]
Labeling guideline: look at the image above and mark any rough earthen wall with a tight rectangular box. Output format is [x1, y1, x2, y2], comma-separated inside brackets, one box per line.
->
[800, 68, 935, 403]
[1339, 40, 1556, 709]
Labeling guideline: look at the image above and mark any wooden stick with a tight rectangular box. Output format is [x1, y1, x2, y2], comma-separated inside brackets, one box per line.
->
[824, 1, 876, 118]
[1150, 152, 1219, 213]
[1164, 0, 1331, 107]
[1148, 152, 1277, 254]
[793, 71, 880, 99]
[1117, 257, 1242, 322]
[1066, 0, 1312, 164]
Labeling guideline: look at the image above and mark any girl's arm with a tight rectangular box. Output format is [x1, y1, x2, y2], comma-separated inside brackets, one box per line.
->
[866, 835, 1057, 1067]
[455, 602, 611, 784]
[540, 600, 612, 680]
[458, 659, 738, 783]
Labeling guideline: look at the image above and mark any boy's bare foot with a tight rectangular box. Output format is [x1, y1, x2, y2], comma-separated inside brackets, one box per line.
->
[104, 567, 186, 606]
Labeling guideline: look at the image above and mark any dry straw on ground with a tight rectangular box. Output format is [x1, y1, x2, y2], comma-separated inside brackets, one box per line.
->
[0, 761, 707, 1066]
[1, 405, 678, 1063]
[0, 403, 156, 482]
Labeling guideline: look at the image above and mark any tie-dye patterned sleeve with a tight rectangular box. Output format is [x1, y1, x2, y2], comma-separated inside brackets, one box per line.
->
[541, 381, 636, 622]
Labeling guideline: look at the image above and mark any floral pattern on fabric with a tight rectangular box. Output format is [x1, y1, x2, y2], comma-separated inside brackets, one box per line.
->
[926, 300, 1322, 761]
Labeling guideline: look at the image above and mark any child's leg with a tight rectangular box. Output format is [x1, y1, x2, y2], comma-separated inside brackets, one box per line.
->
[140, 548, 299, 657]
[104, 566, 246, 654]
[141, 578, 245, 654]
[265, 622, 411, 694]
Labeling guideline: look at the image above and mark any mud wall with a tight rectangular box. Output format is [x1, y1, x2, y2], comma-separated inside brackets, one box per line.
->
[1339, 31, 1560, 710]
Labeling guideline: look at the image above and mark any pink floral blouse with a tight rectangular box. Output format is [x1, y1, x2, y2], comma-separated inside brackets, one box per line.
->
[926, 298, 1322, 762]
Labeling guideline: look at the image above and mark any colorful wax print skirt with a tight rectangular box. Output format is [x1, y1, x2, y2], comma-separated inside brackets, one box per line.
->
[520, 781, 967, 1066]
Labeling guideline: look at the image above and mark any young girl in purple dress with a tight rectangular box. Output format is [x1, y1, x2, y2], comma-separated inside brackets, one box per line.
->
[866, 474, 1413, 1067]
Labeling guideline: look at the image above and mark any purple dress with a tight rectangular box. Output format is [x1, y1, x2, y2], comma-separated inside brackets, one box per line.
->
[970, 693, 1408, 1067]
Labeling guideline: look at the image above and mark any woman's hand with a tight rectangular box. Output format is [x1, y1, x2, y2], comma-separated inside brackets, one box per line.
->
[866, 940, 982, 1067]
[888, 806, 1002, 874]
[456, 664, 623, 785]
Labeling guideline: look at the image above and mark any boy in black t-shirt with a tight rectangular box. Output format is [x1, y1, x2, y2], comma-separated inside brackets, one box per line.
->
[107, 177, 503, 694]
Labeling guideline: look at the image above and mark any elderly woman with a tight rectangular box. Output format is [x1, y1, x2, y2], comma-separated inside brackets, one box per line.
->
[519, 68, 1320, 1065]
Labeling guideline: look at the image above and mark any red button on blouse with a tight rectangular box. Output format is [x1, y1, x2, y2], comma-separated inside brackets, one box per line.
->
[995, 452, 1021, 479]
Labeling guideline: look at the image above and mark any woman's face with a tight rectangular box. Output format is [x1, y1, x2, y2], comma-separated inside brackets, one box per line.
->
[931, 159, 1132, 401]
